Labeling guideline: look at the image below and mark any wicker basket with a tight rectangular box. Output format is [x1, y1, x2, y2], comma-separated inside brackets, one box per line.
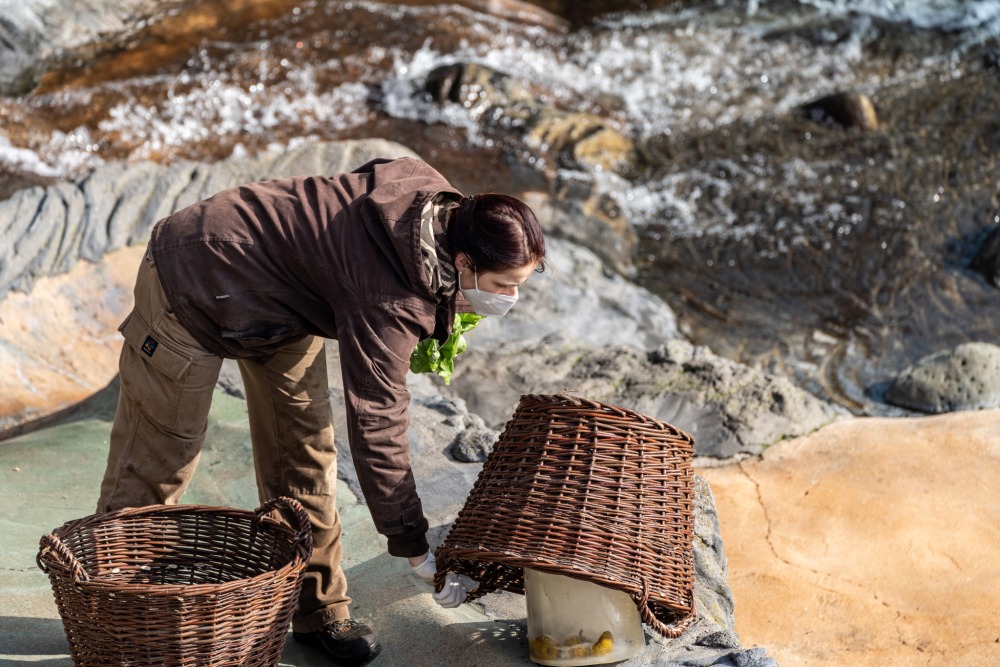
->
[36, 497, 313, 667]
[435, 393, 696, 638]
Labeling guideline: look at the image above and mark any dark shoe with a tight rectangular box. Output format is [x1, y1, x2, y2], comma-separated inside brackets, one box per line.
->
[293, 619, 382, 666]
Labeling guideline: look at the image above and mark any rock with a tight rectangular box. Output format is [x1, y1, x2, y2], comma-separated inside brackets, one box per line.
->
[0, 185, 693, 441]
[520, 1, 682, 26]
[0, 136, 837, 464]
[690, 476, 735, 635]
[448, 425, 498, 462]
[799, 91, 879, 131]
[532, 179, 637, 278]
[0, 244, 144, 437]
[884, 341, 1000, 413]
[0, 140, 421, 435]
[245, 350, 759, 667]
[445, 339, 838, 459]
[300, 368, 771, 667]
[390, 389, 767, 665]
[423, 62, 636, 175]
[971, 224, 1000, 287]
[464, 0, 570, 32]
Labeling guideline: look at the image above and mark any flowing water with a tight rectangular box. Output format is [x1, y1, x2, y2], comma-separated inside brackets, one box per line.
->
[2, 0, 999, 415]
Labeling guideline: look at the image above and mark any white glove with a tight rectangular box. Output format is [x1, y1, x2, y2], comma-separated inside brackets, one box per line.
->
[432, 572, 477, 609]
[409, 551, 437, 584]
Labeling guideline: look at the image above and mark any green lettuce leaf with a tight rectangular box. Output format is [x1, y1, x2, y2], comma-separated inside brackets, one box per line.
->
[410, 312, 484, 384]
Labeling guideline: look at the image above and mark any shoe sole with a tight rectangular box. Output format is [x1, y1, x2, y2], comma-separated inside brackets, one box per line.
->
[292, 631, 382, 667]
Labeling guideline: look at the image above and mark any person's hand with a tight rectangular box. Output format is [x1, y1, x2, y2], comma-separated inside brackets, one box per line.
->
[432, 572, 474, 608]
[408, 551, 477, 607]
[409, 551, 436, 584]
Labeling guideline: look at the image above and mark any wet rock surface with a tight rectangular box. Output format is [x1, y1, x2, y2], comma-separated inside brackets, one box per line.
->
[423, 61, 638, 274]
[0, 0, 169, 94]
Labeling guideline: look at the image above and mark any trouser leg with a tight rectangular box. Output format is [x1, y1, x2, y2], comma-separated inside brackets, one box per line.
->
[237, 335, 350, 632]
[97, 252, 223, 512]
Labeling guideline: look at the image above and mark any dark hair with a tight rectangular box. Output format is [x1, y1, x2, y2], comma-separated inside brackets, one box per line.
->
[447, 193, 546, 273]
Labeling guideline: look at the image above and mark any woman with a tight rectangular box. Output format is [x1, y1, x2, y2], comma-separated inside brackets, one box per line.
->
[96, 156, 546, 667]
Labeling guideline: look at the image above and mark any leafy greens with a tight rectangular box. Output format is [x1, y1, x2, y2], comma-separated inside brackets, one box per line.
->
[409, 312, 485, 384]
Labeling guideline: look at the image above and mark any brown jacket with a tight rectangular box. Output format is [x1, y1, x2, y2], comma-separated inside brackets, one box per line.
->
[151, 157, 465, 556]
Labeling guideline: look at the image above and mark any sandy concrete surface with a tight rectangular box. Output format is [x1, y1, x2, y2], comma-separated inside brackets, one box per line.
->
[699, 409, 1000, 667]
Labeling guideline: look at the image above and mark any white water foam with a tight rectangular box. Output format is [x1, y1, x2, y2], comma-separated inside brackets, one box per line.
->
[800, 0, 1000, 41]
[97, 68, 371, 161]
[0, 131, 103, 178]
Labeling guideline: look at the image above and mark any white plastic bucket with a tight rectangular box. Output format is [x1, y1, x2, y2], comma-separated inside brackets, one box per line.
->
[524, 568, 646, 666]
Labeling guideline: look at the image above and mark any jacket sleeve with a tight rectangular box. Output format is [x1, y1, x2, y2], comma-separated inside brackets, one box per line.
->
[336, 298, 433, 558]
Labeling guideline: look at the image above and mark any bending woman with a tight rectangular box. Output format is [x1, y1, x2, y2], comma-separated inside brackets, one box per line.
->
[96, 156, 546, 667]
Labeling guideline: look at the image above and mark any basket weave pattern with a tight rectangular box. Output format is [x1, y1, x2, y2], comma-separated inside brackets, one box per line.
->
[435, 394, 696, 638]
[36, 497, 313, 667]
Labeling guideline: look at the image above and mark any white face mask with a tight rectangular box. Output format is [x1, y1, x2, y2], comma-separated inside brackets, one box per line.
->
[460, 269, 518, 317]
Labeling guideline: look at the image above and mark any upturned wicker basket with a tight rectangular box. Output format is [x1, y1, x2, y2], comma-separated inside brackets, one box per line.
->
[36, 497, 313, 667]
[435, 393, 697, 638]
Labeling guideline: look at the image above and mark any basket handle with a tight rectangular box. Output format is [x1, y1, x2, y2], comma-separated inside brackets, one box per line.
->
[254, 496, 314, 556]
[36, 532, 90, 583]
[633, 578, 696, 639]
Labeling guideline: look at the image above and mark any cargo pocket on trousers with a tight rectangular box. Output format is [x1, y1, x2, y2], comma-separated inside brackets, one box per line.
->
[118, 311, 217, 436]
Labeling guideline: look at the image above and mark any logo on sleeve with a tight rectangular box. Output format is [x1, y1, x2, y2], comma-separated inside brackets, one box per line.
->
[141, 336, 159, 357]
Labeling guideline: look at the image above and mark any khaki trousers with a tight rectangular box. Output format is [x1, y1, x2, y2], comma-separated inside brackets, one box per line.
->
[97, 252, 349, 632]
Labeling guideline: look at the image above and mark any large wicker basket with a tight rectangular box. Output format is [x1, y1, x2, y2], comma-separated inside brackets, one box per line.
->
[36, 497, 313, 667]
[435, 393, 696, 638]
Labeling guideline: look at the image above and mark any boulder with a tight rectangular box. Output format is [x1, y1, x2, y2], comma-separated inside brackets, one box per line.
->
[799, 91, 879, 131]
[423, 62, 636, 175]
[884, 341, 1000, 413]
[457, 235, 681, 350]
[519, 1, 684, 27]
[971, 223, 1000, 287]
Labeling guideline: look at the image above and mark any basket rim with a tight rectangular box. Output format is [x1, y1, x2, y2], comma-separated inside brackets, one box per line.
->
[514, 393, 696, 441]
[37, 500, 312, 593]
